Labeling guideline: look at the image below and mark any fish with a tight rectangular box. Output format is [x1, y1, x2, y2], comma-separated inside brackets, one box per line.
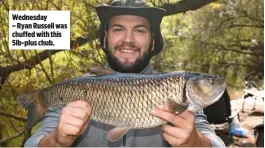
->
[17, 67, 227, 142]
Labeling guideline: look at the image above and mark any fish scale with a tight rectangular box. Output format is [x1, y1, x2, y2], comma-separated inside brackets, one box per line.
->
[47, 75, 172, 128]
[81, 76, 159, 128]
[17, 71, 226, 132]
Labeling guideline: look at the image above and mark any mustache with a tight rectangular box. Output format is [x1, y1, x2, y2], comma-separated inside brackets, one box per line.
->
[114, 42, 139, 50]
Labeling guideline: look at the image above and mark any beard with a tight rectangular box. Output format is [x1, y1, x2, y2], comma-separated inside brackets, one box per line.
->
[105, 42, 153, 73]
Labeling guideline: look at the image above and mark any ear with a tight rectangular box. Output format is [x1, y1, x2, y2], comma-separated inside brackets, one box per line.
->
[151, 39, 155, 51]
[103, 30, 108, 49]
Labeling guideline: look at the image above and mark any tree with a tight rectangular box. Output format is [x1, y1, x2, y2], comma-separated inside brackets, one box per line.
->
[0, 0, 218, 146]
[191, 0, 263, 88]
[154, 0, 263, 88]
[0, 0, 216, 90]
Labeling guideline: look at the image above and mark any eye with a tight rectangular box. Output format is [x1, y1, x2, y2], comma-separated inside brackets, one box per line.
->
[135, 29, 145, 33]
[209, 78, 215, 85]
[113, 28, 123, 32]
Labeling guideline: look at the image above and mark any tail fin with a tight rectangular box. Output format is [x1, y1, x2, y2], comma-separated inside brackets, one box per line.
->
[17, 90, 47, 129]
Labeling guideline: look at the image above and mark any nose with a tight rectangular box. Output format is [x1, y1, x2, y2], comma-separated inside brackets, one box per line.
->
[124, 30, 134, 43]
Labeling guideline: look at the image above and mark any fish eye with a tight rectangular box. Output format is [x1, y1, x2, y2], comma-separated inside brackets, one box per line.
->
[209, 78, 215, 85]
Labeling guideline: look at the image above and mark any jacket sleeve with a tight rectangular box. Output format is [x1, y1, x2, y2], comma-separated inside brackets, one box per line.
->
[195, 110, 226, 147]
[24, 106, 64, 147]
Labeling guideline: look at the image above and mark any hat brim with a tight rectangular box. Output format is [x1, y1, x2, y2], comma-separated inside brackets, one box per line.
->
[96, 6, 166, 26]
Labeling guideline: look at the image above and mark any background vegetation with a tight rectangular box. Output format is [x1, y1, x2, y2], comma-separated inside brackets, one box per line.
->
[0, 0, 263, 146]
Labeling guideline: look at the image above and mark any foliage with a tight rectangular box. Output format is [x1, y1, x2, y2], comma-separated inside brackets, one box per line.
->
[187, 0, 264, 88]
[0, 0, 263, 146]
[155, 0, 263, 89]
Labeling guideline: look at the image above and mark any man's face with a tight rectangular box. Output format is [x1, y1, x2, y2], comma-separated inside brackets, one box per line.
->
[104, 15, 154, 73]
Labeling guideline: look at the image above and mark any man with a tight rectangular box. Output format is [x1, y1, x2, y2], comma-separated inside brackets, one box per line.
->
[25, 0, 225, 147]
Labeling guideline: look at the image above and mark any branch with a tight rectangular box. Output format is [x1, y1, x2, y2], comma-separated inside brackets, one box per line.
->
[228, 42, 264, 51]
[82, 0, 96, 9]
[214, 16, 245, 31]
[0, 0, 10, 11]
[198, 40, 264, 56]
[0, 129, 27, 144]
[160, 0, 217, 16]
[229, 24, 263, 28]
[49, 51, 55, 83]
[48, 0, 61, 10]
[0, 111, 27, 122]
[0, 0, 214, 89]
[241, 9, 264, 23]
[81, 0, 216, 15]
[217, 45, 263, 56]
[218, 61, 252, 67]
[0, 35, 92, 89]
[34, 50, 53, 84]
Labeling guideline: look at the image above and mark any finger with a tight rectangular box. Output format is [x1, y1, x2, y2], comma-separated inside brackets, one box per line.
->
[62, 114, 90, 136]
[150, 108, 185, 126]
[81, 119, 90, 134]
[58, 122, 82, 137]
[177, 110, 195, 122]
[60, 113, 86, 128]
[156, 104, 171, 112]
[156, 105, 194, 121]
[67, 100, 92, 114]
[63, 106, 90, 121]
[162, 132, 181, 146]
[162, 124, 186, 139]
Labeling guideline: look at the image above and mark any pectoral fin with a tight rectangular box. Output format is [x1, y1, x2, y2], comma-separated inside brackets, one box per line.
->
[167, 99, 188, 113]
[107, 127, 130, 142]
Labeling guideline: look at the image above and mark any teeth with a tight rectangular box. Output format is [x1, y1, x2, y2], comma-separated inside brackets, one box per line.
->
[121, 49, 136, 53]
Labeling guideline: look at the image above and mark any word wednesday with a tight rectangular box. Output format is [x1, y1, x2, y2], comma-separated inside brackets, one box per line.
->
[12, 14, 47, 21]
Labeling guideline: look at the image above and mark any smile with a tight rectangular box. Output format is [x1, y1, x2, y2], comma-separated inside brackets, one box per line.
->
[119, 49, 137, 53]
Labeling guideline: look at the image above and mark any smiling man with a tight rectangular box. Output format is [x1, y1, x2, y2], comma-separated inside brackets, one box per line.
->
[105, 15, 153, 73]
[24, 0, 225, 147]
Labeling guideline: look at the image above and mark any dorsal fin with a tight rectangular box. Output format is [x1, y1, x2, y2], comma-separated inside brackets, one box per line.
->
[89, 66, 114, 75]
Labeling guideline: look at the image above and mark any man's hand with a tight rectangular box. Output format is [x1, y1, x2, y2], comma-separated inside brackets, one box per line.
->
[39, 100, 92, 147]
[150, 104, 211, 147]
[56, 100, 92, 146]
